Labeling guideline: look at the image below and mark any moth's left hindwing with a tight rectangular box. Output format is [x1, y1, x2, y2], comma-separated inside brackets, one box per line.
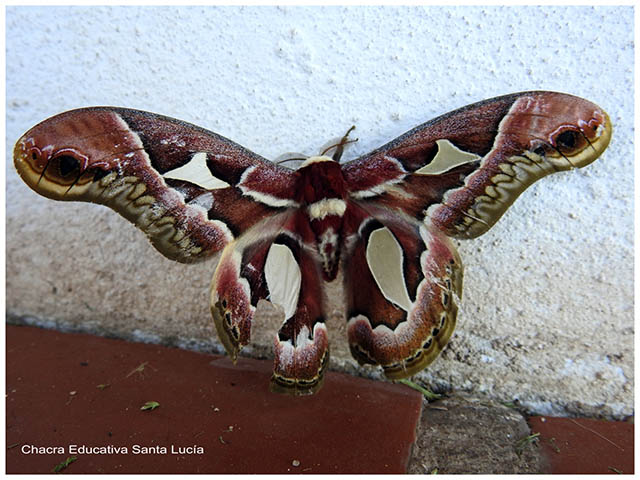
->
[13, 107, 298, 262]
[210, 211, 329, 395]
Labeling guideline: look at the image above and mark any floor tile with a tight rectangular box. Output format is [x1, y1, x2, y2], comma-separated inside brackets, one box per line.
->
[529, 416, 634, 474]
[6, 325, 423, 474]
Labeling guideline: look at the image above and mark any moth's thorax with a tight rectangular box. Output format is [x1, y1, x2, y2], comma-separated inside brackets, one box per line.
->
[296, 155, 346, 205]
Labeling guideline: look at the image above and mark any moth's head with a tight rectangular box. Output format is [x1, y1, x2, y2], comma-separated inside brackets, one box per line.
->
[299, 155, 335, 168]
[13, 108, 120, 200]
[275, 125, 357, 169]
[512, 93, 612, 169]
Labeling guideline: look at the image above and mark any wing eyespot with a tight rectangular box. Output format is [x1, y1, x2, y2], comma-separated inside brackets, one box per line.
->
[556, 130, 578, 149]
[224, 311, 232, 326]
[56, 155, 82, 178]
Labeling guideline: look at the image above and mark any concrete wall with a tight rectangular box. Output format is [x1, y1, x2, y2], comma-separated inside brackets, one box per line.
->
[6, 6, 633, 418]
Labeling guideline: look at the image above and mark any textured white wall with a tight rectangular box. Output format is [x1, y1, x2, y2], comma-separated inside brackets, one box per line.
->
[6, 6, 633, 418]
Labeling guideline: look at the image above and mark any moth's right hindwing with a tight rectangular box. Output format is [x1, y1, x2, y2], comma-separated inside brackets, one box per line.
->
[343, 205, 463, 379]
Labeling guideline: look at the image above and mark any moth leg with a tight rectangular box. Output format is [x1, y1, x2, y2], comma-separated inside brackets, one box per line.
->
[345, 213, 463, 379]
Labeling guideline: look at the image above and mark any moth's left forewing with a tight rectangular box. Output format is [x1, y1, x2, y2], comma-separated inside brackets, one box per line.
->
[430, 92, 612, 239]
[344, 92, 612, 239]
[13, 107, 299, 263]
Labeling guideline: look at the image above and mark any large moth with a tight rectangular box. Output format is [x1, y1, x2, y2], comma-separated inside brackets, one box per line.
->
[13, 91, 611, 395]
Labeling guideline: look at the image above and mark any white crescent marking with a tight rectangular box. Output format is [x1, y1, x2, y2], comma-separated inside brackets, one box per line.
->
[163, 152, 231, 190]
[264, 243, 302, 320]
[414, 139, 480, 175]
[365, 227, 413, 312]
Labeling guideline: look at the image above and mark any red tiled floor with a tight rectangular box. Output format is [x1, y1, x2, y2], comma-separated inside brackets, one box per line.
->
[6, 325, 423, 474]
[529, 416, 634, 474]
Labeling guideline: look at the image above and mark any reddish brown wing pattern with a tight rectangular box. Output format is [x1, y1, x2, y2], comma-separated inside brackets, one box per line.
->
[339, 91, 611, 380]
[210, 210, 329, 395]
[13, 107, 298, 263]
[13, 92, 611, 395]
[343, 91, 612, 238]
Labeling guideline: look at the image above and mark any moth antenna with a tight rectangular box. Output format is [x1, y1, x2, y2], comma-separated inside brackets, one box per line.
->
[321, 125, 358, 161]
[273, 152, 309, 167]
[275, 156, 307, 166]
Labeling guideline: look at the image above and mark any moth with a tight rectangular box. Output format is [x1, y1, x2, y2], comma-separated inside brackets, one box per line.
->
[13, 91, 611, 395]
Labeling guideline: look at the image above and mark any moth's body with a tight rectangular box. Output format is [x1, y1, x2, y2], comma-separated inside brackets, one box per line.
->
[14, 91, 611, 395]
[291, 155, 348, 281]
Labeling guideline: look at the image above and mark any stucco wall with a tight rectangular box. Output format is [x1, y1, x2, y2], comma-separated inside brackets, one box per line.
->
[6, 6, 633, 418]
